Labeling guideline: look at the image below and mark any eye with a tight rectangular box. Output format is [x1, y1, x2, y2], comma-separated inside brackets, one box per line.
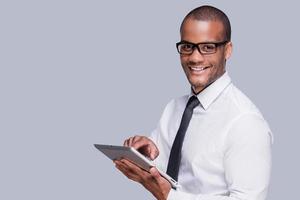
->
[180, 43, 193, 51]
[201, 44, 216, 53]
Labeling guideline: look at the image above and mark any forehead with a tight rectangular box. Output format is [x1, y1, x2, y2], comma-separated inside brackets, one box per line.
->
[180, 19, 225, 43]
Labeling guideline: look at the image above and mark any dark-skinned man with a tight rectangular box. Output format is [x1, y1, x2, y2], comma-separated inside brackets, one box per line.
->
[115, 5, 272, 200]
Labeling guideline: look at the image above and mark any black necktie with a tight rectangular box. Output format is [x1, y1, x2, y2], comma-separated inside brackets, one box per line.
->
[166, 96, 200, 181]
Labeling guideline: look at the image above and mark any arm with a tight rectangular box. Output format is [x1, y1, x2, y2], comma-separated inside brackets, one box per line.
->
[167, 113, 273, 200]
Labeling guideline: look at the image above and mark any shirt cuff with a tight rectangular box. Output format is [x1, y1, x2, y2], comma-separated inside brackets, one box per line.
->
[167, 188, 177, 200]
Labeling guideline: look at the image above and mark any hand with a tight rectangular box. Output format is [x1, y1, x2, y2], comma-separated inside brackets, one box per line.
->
[123, 135, 159, 160]
[115, 159, 171, 200]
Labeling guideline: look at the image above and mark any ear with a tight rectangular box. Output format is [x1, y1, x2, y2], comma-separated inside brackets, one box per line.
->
[225, 41, 233, 60]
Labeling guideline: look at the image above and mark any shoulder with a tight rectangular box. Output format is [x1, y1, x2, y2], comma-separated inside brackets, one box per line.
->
[222, 84, 273, 144]
[225, 84, 262, 115]
[219, 83, 269, 125]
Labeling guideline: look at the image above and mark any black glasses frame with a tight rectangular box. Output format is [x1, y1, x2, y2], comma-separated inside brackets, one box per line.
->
[176, 40, 228, 55]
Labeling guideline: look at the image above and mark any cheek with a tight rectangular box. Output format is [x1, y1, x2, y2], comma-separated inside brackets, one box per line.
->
[208, 54, 225, 68]
[208, 59, 226, 78]
[180, 56, 188, 65]
[180, 58, 190, 72]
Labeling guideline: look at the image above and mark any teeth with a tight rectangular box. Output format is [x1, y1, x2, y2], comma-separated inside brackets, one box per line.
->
[191, 67, 206, 71]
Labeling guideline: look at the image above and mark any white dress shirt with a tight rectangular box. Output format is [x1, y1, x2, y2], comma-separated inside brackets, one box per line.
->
[149, 72, 273, 200]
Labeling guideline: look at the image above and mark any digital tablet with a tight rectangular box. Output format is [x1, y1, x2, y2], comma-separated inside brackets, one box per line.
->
[94, 144, 179, 189]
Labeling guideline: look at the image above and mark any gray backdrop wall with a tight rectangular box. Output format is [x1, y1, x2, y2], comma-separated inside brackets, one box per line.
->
[1, 1, 299, 199]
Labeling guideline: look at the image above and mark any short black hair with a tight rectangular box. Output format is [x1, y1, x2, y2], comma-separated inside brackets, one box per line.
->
[180, 5, 231, 41]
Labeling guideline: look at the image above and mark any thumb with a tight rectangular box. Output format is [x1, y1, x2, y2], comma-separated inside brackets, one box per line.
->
[149, 167, 160, 180]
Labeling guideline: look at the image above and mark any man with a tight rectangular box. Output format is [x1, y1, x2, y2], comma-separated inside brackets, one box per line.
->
[114, 5, 272, 200]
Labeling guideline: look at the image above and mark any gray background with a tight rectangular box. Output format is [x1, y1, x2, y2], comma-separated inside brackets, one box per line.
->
[0, 0, 299, 199]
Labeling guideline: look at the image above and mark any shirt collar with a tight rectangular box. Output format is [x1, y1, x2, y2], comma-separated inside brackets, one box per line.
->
[189, 72, 232, 110]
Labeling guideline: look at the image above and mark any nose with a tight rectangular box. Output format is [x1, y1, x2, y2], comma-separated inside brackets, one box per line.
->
[188, 47, 205, 63]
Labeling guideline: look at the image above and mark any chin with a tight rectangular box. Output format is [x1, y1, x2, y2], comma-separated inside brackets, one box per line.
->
[189, 77, 207, 88]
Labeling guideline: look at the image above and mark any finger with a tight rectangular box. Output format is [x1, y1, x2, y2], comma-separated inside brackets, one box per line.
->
[149, 167, 171, 188]
[133, 138, 159, 159]
[120, 159, 144, 173]
[131, 136, 146, 149]
[123, 138, 130, 146]
[115, 161, 127, 174]
[131, 137, 152, 152]
[123, 139, 128, 146]
[115, 160, 127, 172]
[149, 144, 159, 160]
[116, 160, 144, 182]
[124, 137, 133, 146]
[128, 136, 135, 146]
[124, 135, 143, 147]
[149, 167, 161, 180]
[121, 159, 153, 183]
[132, 135, 142, 144]
[115, 160, 134, 176]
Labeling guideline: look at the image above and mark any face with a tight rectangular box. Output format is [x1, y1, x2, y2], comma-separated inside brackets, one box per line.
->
[179, 18, 232, 93]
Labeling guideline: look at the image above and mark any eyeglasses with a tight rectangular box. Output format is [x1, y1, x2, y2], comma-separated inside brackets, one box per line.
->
[176, 40, 228, 55]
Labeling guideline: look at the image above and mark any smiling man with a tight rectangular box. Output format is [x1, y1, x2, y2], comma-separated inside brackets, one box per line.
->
[115, 5, 273, 200]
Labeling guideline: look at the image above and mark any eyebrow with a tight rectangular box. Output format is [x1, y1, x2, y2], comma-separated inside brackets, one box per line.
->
[180, 40, 221, 44]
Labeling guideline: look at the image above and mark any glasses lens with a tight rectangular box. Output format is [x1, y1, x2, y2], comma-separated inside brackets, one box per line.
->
[178, 43, 194, 54]
[199, 44, 217, 54]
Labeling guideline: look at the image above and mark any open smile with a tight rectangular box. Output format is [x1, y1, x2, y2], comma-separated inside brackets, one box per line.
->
[189, 66, 211, 73]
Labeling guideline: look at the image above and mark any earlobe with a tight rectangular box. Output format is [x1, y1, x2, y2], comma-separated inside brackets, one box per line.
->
[225, 42, 233, 60]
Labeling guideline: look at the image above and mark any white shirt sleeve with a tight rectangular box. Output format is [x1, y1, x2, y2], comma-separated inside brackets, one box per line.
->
[167, 113, 273, 200]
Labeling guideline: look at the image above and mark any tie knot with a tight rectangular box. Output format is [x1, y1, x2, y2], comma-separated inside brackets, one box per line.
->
[187, 96, 200, 109]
